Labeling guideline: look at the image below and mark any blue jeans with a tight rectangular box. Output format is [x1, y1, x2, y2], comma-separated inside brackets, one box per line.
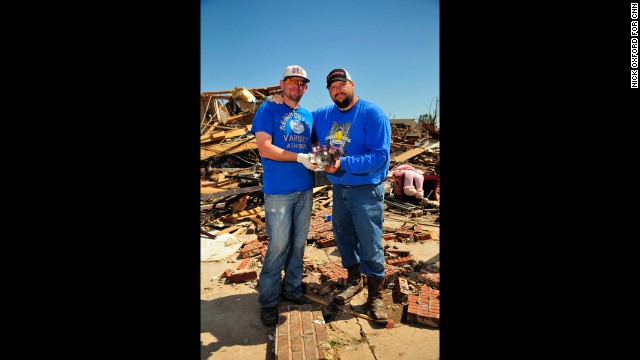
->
[258, 190, 313, 308]
[332, 183, 386, 280]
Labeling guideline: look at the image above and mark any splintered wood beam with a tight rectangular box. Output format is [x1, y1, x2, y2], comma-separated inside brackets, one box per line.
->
[249, 216, 266, 228]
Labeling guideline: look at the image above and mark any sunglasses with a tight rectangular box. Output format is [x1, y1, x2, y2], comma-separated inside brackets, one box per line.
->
[285, 78, 307, 86]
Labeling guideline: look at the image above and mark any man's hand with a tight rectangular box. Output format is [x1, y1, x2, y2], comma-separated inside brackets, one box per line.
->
[297, 153, 317, 170]
[324, 158, 341, 173]
[270, 93, 284, 104]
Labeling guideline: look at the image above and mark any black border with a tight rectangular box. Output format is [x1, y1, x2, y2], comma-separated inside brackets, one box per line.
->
[72, 3, 203, 358]
[441, 2, 636, 357]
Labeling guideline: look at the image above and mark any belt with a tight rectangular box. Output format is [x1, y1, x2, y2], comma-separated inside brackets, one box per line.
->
[339, 182, 381, 188]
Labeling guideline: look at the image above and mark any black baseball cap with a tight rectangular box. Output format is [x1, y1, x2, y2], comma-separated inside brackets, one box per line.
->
[326, 68, 352, 88]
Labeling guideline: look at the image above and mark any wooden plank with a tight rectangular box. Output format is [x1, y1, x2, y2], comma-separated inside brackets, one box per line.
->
[200, 185, 263, 201]
[392, 147, 426, 163]
[201, 130, 225, 143]
[200, 121, 220, 139]
[312, 186, 328, 194]
[214, 226, 240, 235]
[201, 127, 250, 144]
[230, 208, 264, 219]
[200, 183, 239, 194]
[201, 179, 235, 188]
[200, 136, 257, 160]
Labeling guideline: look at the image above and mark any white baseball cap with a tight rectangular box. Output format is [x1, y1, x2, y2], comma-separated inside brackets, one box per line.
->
[282, 65, 310, 83]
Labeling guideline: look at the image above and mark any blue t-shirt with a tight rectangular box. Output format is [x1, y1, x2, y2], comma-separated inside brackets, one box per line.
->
[311, 99, 391, 186]
[251, 101, 314, 194]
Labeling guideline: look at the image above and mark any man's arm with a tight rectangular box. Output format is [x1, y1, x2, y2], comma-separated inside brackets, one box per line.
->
[255, 131, 317, 170]
[255, 131, 297, 161]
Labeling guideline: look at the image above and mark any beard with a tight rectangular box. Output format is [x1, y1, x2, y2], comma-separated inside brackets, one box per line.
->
[286, 91, 303, 102]
[332, 93, 353, 109]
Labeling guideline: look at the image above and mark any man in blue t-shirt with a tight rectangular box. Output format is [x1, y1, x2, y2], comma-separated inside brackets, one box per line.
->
[310, 68, 392, 321]
[250, 65, 316, 327]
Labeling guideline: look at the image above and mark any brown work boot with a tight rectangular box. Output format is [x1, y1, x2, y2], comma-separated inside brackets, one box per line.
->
[333, 264, 363, 305]
[366, 276, 388, 320]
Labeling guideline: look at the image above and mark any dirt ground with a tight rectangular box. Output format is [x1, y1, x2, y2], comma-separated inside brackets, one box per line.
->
[200, 219, 440, 360]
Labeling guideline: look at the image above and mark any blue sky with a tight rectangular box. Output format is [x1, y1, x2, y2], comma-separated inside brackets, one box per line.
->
[201, 0, 439, 121]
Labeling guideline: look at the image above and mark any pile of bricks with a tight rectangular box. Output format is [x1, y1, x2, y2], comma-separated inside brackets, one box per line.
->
[240, 240, 267, 259]
[308, 209, 334, 248]
[317, 260, 348, 286]
[406, 285, 440, 328]
[383, 263, 402, 285]
[303, 276, 337, 296]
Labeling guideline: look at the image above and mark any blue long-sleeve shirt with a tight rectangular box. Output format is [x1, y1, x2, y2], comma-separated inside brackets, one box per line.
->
[311, 99, 391, 186]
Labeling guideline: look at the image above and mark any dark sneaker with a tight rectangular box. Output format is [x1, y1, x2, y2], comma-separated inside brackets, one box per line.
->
[283, 294, 310, 305]
[261, 306, 278, 326]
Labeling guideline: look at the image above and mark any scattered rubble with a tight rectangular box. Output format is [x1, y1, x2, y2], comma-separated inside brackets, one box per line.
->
[201, 86, 441, 358]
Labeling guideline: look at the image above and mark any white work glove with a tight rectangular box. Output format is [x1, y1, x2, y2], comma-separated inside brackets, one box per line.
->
[270, 93, 284, 104]
[296, 153, 316, 170]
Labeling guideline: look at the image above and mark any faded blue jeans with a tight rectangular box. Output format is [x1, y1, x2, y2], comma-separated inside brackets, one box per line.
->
[258, 190, 313, 308]
[332, 183, 386, 280]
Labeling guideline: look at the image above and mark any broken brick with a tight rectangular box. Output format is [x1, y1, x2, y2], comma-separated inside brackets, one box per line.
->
[227, 270, 257, 283]
[394, 276, 411, 304]
[386, 255, 414, 267]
